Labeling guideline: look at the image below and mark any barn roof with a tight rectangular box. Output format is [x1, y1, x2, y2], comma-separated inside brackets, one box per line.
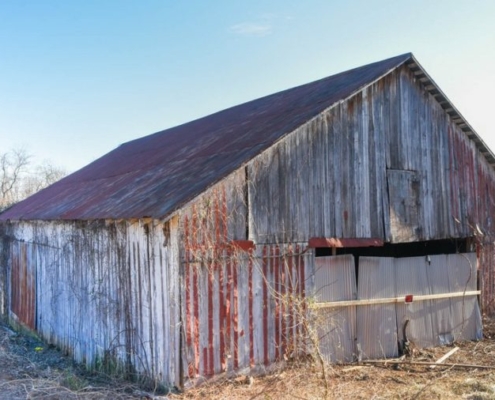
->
[1, 53, 493, 221]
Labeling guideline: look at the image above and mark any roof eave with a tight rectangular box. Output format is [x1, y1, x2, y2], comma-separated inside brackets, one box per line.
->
[405, 55, 495, 167]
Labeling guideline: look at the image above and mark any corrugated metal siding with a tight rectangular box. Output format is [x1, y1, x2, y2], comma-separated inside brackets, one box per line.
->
[314, 255, 356, 363]
[446, 253, 482, 340]
[7, 219, 181, 386]
[395, 253, 482, 347]
[426, 254, 456, 344]
[10, 240, 36, 329]
[357, 257, 398, 360]
[182, 243, 312, 380]
[315, 254, 481, 363]
[395, 256, 436, 348]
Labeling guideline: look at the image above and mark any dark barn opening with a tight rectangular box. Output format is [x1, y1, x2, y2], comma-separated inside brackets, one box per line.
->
[315, 238, 473, 259]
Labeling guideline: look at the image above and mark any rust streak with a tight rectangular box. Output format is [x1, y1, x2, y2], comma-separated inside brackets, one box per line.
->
[225, 250, 232, 370]
[274, 245, 280, 360]
[262, 245, 269, 366]
[248, 251, 254, 366]
[203, 347, 208, 377]
[280, 248, 286, 357]
[219, 252, 226, 371]
[233, 254, 239, 370]
[193, 264, 200, 376]
[287, 246, 294, 354]
[207, 267, 214, 376]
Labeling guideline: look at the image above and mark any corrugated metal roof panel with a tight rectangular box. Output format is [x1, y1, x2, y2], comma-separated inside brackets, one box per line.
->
[0, 54, 412, 220]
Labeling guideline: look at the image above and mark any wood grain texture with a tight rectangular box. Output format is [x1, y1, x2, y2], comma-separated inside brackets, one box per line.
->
[5, 219, 181, 386]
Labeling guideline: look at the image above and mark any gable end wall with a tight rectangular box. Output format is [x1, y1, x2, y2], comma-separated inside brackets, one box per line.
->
[244, 65, 495, 245]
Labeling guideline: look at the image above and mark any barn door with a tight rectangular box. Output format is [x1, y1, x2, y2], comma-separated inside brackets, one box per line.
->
[387, 169, 422, 242]
[10, 241, 37, 329]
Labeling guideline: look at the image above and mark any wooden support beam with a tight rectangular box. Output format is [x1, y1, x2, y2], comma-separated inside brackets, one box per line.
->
[308, 237, 384, 248]
[313, 291, 480, 309]
[360, 359, 495, 370]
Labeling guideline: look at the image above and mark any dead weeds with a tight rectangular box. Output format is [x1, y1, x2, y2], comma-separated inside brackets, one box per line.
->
[171, 316, 495, 400]
[0, 321, 163, 399]
[2, 317, 495, 399]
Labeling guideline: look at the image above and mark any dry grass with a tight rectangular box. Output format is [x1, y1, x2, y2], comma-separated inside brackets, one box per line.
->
[0, 321, 162, 399]
[171, 316, 495, 400]
[2, 317, 495, 399]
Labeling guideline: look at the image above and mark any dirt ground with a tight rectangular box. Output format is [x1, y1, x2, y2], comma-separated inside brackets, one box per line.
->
[1, 318, 495, 399]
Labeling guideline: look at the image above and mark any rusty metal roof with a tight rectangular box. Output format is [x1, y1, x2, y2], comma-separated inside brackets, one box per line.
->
[2, 52, 490, 221]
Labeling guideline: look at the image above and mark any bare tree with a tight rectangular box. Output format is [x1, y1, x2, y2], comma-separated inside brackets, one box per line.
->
[0, 148, 31, 211]
[0, 148, 67, 212]
[21, 161, 68, 199]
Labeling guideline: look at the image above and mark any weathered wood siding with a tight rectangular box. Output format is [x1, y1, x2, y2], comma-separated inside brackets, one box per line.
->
[246, 64, 495, 245]
[2, 218, 181, 386]
[392, 65, 495, 241]
[480, 243, 495, 314]
[0, 225, 6, 316]
[180, 169, 248, 244]
[247, 75, 390, 243]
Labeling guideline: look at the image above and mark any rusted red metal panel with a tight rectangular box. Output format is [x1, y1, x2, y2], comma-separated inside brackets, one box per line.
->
[10, 242, 36, 330]
[182, 224, 308, 380]
[180, 181, 311, 380]
[308, 237, 384, 248]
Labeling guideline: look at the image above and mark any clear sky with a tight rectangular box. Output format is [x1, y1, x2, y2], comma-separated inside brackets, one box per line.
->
[1, 0, 494, 172]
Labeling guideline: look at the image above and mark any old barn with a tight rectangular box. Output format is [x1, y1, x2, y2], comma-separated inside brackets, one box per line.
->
[1, 53, 494, 388]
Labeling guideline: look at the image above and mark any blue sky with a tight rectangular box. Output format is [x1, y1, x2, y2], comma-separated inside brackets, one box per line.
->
[1, 0, 494, 172]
